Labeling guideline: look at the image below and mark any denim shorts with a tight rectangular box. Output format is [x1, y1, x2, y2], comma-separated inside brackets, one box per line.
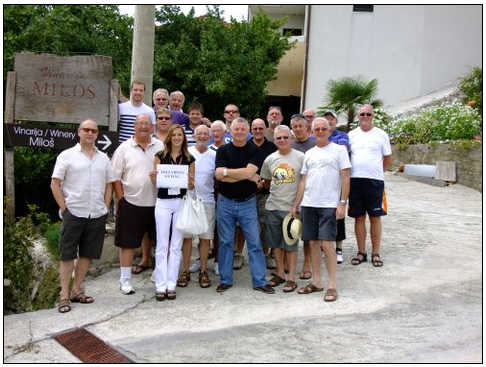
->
[301, 206, 337, 241]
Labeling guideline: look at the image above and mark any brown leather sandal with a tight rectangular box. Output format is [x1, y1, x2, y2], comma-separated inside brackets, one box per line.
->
[268, 274, 285, 287]
[177, 271, 190, 287]
[324, 288, 338, 302]
[297, 283, 324, 294]
[58, 299, 71, 313]
[282, 280, 297, 293]
[70, 290, 94, 304]
[199, 271, 211, 288]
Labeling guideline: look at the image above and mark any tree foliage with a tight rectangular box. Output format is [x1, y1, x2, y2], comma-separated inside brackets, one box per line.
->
[153, 5, 293, 120]
[4, 5, 133, 89]
[318, 76, 383, 131]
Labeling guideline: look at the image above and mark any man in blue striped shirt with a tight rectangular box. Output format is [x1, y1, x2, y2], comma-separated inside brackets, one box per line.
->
[118, 81, 156, 143]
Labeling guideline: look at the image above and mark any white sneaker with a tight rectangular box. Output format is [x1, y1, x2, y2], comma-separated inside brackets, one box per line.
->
[189, 259, 201, 273]
[212, 262, 220, 276]
[150, 270, 155, 283]
[120, 279, 135, 295]
[336, 249, 343, 264]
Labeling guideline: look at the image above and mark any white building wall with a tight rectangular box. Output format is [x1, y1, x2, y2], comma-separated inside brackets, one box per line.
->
[304, 5, 482, 110]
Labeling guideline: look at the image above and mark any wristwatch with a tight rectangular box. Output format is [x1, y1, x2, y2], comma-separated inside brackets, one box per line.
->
[223, 168, 228, 177]
[339, 199, 347, 205]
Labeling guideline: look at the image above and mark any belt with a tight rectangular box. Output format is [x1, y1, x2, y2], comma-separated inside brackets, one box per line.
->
[226, 194, 255, 203]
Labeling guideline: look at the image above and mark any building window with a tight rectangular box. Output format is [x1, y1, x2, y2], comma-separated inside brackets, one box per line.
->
[282, 28, 303, 37]
[353, 5, 374, 12]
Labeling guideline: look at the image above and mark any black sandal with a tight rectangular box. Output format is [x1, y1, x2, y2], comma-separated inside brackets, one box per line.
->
[351, 252, 367, 265]
[371, 253, 384, 267]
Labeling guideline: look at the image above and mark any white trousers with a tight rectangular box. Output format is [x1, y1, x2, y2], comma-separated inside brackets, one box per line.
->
[154, 198, 183, 292]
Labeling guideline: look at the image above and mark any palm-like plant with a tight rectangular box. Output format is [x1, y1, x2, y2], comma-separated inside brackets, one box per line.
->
[318, 77, 383, 131]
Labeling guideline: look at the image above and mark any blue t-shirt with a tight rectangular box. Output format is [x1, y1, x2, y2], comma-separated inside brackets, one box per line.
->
[329, 130, 350, 152]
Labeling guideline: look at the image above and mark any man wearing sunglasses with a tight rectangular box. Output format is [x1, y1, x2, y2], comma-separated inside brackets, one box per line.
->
[348, 105, 392, 268]
[51, 120, 116, 313]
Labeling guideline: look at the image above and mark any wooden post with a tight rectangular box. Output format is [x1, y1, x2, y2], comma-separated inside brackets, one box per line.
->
[109, 79, 119, 132]
[4, 71, 16, 223]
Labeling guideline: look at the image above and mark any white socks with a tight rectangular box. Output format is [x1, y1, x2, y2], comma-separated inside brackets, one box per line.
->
[120, 267, 131, 282]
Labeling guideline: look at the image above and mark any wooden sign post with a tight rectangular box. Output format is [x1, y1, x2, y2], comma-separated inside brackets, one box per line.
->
[4, 52, 119, 222]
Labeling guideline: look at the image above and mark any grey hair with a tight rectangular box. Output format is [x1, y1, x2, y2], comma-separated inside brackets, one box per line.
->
[153, 88, 169, 101]
[274, 124, 291, 138]
[290, 116, 306, 127]
[211, 120, 226, 131]
[311, 117, 330, 130]
[231, 117, 250, 130]
[194, 124, 210, 135]
[135, 113, 152, 124]
[169, 90, 185, 103]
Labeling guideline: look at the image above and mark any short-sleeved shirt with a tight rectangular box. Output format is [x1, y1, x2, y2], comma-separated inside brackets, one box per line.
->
[188, 146, 216, 203]
[249, 138, 278, 174]
[118, 101, 156, 143]
[111, 137, 164, 207]
[52, 144, 116, 218]
[155, 151, 195, 199]
[261, 149, 304, 211]
[349, 126, 392, 181]
[292, 136, 315, 153]
[215, 142, 260, 200]
[184, 125, 196, 147]
[170, 110, 189, 126]
[329, 129, 350, 152]
[301, 143, 351, 208]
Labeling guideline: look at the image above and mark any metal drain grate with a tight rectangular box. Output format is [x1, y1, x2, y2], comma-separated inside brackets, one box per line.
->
[55, 327, 133, 363]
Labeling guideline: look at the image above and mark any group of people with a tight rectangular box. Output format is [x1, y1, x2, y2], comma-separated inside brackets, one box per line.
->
[51, 80, 392, 313]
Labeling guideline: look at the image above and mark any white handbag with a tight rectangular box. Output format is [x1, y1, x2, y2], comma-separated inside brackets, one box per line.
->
[175, 190, 209, 235]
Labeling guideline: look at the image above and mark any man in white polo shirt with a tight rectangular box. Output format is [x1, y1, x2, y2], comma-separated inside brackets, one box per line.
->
[111, 113, 164, 294]
[348, 104, 392, 268]
[51, 119, 116, 313]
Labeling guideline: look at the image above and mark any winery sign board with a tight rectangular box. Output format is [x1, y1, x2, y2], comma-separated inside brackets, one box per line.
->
[14, 52, 113, 126]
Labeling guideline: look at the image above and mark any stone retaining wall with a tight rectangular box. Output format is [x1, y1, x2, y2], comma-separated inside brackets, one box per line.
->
[391, 142, 482, 192]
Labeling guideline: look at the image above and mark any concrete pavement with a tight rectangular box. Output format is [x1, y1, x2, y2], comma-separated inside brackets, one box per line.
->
[4, 173, 482, 363]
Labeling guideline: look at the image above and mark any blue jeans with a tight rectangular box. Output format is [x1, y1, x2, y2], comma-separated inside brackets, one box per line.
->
[217, 194, 267, 288]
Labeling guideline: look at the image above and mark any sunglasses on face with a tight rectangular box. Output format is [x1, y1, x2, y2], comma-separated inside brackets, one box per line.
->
[252, 127, 264, 131]
[224, 110, 238, 114]
[359, 113, 373, 117]
[275, 136, 290, 140]
[158, 116, 171, 120]
[81, 128, 98, 134]
[314, 127, 329, 132]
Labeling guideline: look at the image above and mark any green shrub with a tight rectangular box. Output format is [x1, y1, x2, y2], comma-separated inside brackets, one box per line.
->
[3, 203, 60, 314]
[43, 222, 61, 261]
[459, 67, 482, 116]
[379, 102, 481, 144]
[4, 202, 37, 314]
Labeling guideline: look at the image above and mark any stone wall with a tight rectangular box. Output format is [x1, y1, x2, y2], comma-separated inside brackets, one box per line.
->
[391, 143, 482, 192]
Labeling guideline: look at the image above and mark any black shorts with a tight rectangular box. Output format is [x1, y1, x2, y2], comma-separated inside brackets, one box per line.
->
[59, 209, 107, 261]
[301, 207, 336, 241]
[115, 197, 156, 248]
[348, 178, 387, 218]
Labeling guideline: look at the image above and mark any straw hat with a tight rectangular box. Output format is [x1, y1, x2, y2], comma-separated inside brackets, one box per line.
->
[282, 214, 302, 246]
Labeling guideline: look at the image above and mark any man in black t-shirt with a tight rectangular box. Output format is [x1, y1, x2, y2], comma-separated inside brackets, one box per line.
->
[214, 117, 274, 294]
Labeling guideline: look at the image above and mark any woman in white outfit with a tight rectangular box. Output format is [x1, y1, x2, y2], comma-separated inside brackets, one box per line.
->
[178, 124, 216, 288]
[150, 125, 195, 301]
